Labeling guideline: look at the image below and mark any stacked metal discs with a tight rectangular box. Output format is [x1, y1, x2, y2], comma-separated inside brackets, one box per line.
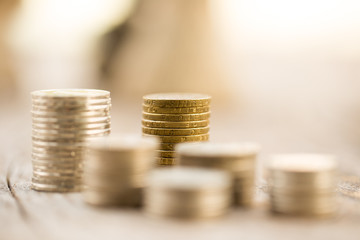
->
[142, 93, 211, 166]
[31, 89, 111, 192]
[144, 167, 231, 219]
[267, 154, 338, 216]
[82, 135, 158, 207]
[177, 142, 260, 207]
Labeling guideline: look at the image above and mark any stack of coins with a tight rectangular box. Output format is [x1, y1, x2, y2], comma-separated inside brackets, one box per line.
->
[177, 142, 260, 207]
[142, 93, 211, 166]
[82, 135, 158, 207]
[31, 89, 111, 192]
[267, 154, 338, 216]
[144, 167, 231, 219]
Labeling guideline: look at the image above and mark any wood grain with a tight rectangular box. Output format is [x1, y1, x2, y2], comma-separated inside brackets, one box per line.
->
[1, 100, 360, 240]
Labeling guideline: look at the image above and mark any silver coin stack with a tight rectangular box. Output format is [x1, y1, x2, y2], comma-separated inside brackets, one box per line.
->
[267, 154, 338, 217]
[82, 135, 158, 207]
[31, 89, 111, 192]
[177, 142, 260, 207]
[144, 167, 232, 219]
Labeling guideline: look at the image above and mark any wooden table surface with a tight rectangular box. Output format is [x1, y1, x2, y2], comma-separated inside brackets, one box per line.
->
[1, 98, 360, 240]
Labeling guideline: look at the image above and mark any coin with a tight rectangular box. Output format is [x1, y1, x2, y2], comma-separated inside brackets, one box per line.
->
[143, 93, 211, 108]
[157, 151, 176, 158]
[267, 154, 338, 216]
[31, 110, 110, 118]
[82, 135, 158, 206]
[142, 119, 209, 129]
[32, 116, 111, 124]
[32, 182, 81, 192]
[144, 167, 231, 219]
[142, 127, 209, 136]
[142, 112, 210, 122]
[143, 134, 209, 143]
[32, 89, 110, 99]
[158, 143, 177, 151]
[32, 98, 111, 107]
[157, 157, 176, 165]
[32, 104, 111, 112]
[143, 105, 210, 114]
[82, 187, 142, 207]
[177, 142, 260, 207]
[31, 88, 111, 192]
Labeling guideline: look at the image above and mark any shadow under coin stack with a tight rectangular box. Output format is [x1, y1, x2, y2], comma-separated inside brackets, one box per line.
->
[177, 142, 260, 207]
[144, 167, 231, 219]
[31, 89, 111, 192]
[142, 93, 211, 166]
[267, 154, 338, 217]
[82, 136, 158, 207]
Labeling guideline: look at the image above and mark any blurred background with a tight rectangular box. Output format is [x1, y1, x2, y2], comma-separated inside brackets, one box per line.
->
[1, 0, 360, 172]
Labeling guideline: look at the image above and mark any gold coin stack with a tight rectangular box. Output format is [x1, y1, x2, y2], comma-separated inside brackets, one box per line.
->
[144, 167, 231, 219]
[142, 93, 211, 166]
[82, 135, 158, 207]
[177, 142, 260, 207]
[267, 154, 338, 217]
[31, 89, 111, 192]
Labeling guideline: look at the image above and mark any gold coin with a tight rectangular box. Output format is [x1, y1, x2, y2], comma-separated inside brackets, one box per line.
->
[142, 127, 209, 136]
[157, 157, 176, 165]
[32, 89, 110, 100]
[157, 151, 177, 158]
[143, 105, 209, 114]
[142, 119, 209, 129]
[143, 93, 211, 108]
[159, 143, 177, 151]
[143, 134, 209, 143]
[143, 112, 210, 122]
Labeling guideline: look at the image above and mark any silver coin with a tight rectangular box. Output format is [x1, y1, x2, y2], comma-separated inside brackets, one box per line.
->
[32, 116, 111, 124]
[31, 89, 110, 99]
[32, 122, 111, 130]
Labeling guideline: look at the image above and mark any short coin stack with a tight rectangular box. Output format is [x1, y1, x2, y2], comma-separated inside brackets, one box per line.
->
[267, 154, 338, 217]
[144, 167, 231, 219]
[82, 136, 158, 207]
[142, 93, 211, 166]
[177, 142, 260, 207]
[31, 89, 111, 192]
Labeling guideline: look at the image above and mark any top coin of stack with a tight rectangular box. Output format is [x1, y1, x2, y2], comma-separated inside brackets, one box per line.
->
[142, 93, 211, 166]
[144, 167, 232, 219]
[31, 89, 111, 192]
[177, 142, 260, 207]
[267, 154, 338, 217]
[82, 135, 158, 207]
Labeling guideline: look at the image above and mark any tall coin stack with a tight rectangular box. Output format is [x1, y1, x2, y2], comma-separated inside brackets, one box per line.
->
[31, 89, 111, 192]
[142, 93, 211, 166]
[144, 167, 231, 219]
[82, 135, 158, 207]
[177, 142, 260, 207]
[267, 154, 338, 217]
